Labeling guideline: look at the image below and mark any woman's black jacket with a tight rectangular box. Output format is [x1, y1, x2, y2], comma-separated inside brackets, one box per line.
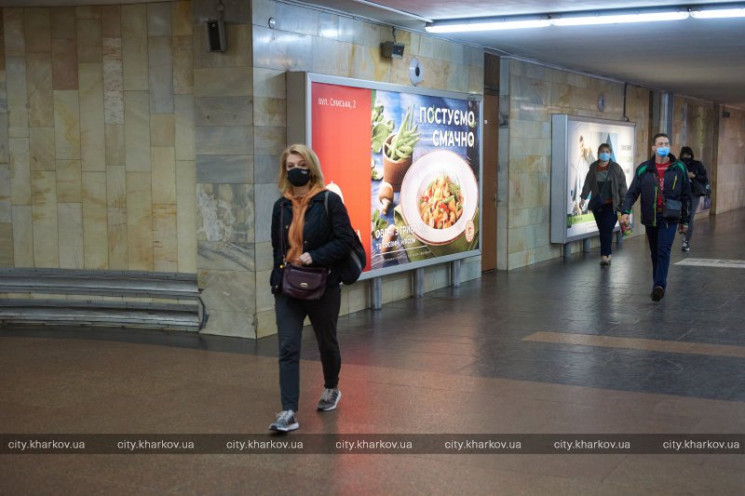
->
[270, 190, 355, 292]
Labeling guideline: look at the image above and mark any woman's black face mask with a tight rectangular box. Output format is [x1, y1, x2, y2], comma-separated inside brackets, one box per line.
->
[287, 167, 311, 187]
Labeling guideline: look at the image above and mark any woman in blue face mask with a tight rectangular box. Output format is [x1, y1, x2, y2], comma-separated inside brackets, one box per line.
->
[579, 143, 628, 266]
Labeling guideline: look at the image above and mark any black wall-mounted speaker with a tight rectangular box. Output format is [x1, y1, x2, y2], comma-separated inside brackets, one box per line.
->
[207, 19, 226, 52]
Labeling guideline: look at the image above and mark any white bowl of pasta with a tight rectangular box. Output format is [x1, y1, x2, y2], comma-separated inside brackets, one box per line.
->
[399, 150, 479, 246]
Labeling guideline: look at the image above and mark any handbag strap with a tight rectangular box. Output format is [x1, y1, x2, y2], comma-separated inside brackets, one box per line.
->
[280, 203, 287, 265]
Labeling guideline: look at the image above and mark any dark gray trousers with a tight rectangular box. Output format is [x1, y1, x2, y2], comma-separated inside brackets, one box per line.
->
[275, 284, 341, 412]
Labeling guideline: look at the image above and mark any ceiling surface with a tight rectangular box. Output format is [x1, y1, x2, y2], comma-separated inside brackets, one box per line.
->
[2, 0, 743, 107]
[302, 0, 745, 108]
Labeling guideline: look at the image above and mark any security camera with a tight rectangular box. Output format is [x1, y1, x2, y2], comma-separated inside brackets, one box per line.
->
[409, 58, 423, 86]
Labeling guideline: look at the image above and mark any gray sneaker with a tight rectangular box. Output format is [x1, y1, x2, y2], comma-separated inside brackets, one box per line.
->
[317, 388, 342, 411]
[682, 241, 690, 252]
[269, 410, 299, 432]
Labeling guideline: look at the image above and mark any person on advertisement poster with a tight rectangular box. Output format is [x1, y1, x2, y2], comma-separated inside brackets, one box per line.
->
[678, 146, 710, 252]
[268, 144, 356, 432]
[569, 135, 595, 216]
[620, 133, 692, 302]
[579, 143, 628, 266]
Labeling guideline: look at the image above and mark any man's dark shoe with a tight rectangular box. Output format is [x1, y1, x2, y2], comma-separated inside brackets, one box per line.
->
[651, 286, 665, 301]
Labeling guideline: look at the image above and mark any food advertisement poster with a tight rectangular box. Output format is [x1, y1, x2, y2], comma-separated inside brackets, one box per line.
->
[302, 76, 481, 278]
[551, 115, 635, 244]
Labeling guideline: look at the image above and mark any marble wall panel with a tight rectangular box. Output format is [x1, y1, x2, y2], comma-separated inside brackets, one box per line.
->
[105, 124, 124, 166]
[101, 6, 121, 38]
[79, 63, 106, 172]
[31, 170, 59, 267]
[53, 90, 81, 159]
[150, 113, 175, 147]
[176, 159, 197, 273]
[0, 165, 10, 222]
[77, 18, 102, 64]
[56, 159, 81, 203]
[252, 126, 284, 156]
[193, 67, 252, 97]
[253, 182, 279, 243]
[29, 127, 55, 172]
[106, 164, 125, 209]
[172, 36, 193, 95]
[196, 183, 253, 243]
[151, 146, 176, 205]
[107, 206, 127, 269]
[12, 205, 32, 267]
[9, 137, 30, 205]
[76, 6, 101, 20]
[51, 7, 75, 39]
[126, 171, 153, 270]
[26, 53, 53, 127]
[253, 154, 279, 184]
[0, 115, 7, 163]
[0, 222, 12, 266]
[194, 96, 252, 127]
[172, 1, 192, 37]
[199, 307, 255, 338]
[124, 90, 150, 171]
[51, 38, 78, 91]
[3, 9, 25, 56]
[103, 37, 124, 124]
[196, 154, 252, 184]
[197, 242, 254, 272]
[174, 94, 194, 161]
[153, 203, 178, 272]
[254, 240, 272, 272]
[198, 268, 256, 313]
[58, 202, 83, 268]
[252, 26, 311, 72]
[147, 2, 171, 37]
[121, 4, 148, 91]
[148, 36, 173, 114]
[252, 97, 283, 127]
[82, 171, 108, 269]
[253, 68, 285, 99]
[195, 126, 252, 155]
[6, 57, 29, 137]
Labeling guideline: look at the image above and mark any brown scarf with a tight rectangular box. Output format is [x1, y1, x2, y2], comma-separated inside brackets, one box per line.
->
[283, 185, 325, 264]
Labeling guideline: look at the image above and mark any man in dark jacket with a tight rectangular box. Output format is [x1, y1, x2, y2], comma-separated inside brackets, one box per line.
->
[679, 146, 709, 252]
[620, 133, 692, 301]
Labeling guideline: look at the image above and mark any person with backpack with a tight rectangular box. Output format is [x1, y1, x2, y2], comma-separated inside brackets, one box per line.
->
[268, 144, 357, 432]
[678, 146, 710, 252]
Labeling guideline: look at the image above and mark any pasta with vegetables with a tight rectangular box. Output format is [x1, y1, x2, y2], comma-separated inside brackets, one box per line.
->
[419, 175, 464, 229]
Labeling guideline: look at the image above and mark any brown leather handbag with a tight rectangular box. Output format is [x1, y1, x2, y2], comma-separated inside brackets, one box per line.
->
[281, 263, 328, 300]
[279, 205, 328, 300]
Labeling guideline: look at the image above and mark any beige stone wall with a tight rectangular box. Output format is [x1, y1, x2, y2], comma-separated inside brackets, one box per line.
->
[715, 106, 745, 213]
[250, 0, 485, 337]
[499, 59, 652, 269]
[0, 3, 196, 272]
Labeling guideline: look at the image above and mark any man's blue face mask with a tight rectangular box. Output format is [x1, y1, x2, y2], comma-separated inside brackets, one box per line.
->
[656, 147, 670, 157]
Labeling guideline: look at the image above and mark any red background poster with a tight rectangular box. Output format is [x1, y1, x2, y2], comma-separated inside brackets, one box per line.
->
[311, 83, 372, 271]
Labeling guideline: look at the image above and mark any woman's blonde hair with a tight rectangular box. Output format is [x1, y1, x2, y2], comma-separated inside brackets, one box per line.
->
[278, 144, 325, 193]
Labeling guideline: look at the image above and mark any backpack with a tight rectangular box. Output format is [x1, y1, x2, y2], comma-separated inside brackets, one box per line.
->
[324, 191, 367, 285]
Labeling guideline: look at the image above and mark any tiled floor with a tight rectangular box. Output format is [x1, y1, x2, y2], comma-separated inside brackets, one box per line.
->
[1, 209, 744, 495]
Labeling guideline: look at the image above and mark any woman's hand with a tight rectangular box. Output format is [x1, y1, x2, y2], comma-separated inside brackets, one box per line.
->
[620, 213, 630, 226]
[579, 199, 585, 209]
[297, 252, 313, 266]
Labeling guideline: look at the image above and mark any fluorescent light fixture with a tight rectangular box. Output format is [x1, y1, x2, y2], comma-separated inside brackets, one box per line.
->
[426, 18, 550, 33]
[552, 11, 689, 26]
[691, 7, 745, 19]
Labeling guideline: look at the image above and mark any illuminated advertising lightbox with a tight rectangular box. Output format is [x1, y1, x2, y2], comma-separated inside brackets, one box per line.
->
[287, 73, 482, 280]
[550, 115, 636, 244]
